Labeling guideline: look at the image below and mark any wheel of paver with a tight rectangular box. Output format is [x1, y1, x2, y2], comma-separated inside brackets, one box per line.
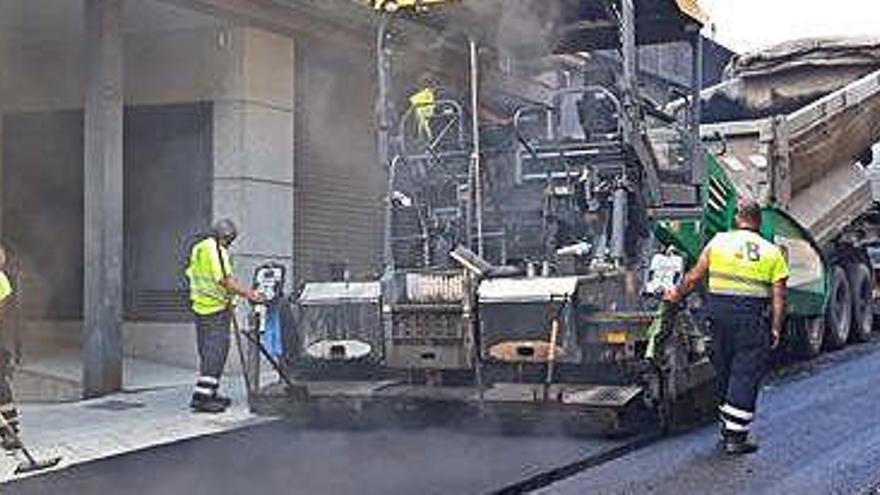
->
[824, 265, 852, 349]
[847, 262, 874, 342]
[795, 316, 824, 358]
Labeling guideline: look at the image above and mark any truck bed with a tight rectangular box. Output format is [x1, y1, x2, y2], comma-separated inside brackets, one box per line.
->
[701, 67, 880, 245]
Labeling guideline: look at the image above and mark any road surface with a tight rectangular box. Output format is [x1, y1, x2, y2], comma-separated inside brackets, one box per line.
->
[539, 341, 880, 494]
[10, 341, 880, 494]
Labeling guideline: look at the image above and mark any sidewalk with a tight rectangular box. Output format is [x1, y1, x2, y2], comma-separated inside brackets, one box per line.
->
[13, 347, 209, 401]
[0, 347, 275, 482]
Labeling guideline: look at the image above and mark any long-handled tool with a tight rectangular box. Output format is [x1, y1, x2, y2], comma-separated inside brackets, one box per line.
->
[228, 302, 307, 399]
[0, 411, 61, 475]
[542, 317, 561, 401]
[240, 321, 305, 394]
[213, 237, 256, 399]
[229, 305, 254, 397]
[213, 239, 306, 399]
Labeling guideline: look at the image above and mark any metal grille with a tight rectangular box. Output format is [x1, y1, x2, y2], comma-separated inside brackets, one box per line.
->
[300, 302, 383, 348]
[125, 290, 191, 321]
[405, 273, 464, 303]
[391, 310, 463, 341]
[124, 103, 213, 323]
[294, 39, 384, 283]
[562, 386, 642, 407]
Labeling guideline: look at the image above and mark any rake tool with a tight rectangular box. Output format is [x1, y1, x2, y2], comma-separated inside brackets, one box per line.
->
[0, 410, 61, 475]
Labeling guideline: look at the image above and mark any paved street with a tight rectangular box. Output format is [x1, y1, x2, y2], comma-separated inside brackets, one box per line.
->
[538, 342, 880, 494]
[6, 423, 610, 495]
[4, 340, 880, 494]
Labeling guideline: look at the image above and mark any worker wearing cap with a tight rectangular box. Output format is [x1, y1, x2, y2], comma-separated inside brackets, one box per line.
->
[185, 219, 262, 413]
[0, 244, 20, 450]
[665, 202, 789, 454]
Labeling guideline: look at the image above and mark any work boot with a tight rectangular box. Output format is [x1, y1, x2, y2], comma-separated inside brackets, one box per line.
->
[190, 395, 227, 414]
[723, 434, 759, 455]
[214, 394, 232, 408]
[0, 430, 21, 451]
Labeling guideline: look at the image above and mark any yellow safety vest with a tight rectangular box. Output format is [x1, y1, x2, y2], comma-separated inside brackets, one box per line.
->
[707, 230, 789, 299]
[185, 237, 234, 315]
[410, 87, 436, 140]
[0, 271, 12, 305]
[0, 271, 12, 336]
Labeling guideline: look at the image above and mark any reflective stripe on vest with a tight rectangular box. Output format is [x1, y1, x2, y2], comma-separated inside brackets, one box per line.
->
[707, 231, 779, 299]
[708, 272, 772, 298]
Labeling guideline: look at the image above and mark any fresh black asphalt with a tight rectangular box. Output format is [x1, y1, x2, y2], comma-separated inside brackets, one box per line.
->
[10, 340, 880, 494]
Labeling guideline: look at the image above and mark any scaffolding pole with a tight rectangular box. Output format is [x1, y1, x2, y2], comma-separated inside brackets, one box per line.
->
[469, 38, 484, 257]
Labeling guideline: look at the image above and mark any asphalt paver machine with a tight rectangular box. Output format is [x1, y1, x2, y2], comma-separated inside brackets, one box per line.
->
[255, 0, 732, 433]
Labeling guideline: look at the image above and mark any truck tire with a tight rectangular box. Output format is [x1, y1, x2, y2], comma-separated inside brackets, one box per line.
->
[795, 316, 824, 358]
[825, 265, 852, 349]
[847, 262, 874, 342]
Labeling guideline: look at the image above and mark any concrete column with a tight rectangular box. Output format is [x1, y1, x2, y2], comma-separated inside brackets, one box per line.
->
[0, 116, 4, 238]
[211, 28, 294, 380]
[212, 28, 295, 287]
[0, 31, 8, 238]
[82, 0, 124, 398]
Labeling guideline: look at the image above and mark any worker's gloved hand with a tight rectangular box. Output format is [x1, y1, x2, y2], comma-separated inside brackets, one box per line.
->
[246, 289, 265, 304]
[771, 329, 781, 349]
[662, 286, 683, 304]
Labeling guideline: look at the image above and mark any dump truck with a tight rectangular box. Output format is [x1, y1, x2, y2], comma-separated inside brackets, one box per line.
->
[675, 38, 880, 358]
[251, 4, 879, 433]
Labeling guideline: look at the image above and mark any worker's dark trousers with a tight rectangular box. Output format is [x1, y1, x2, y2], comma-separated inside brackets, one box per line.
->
[0, 347, 18, 433]
[192, 310, 231, 401]
[706, 295, 771, 438]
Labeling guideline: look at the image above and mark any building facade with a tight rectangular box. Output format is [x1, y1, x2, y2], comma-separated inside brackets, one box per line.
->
[0, 0, 733, 396]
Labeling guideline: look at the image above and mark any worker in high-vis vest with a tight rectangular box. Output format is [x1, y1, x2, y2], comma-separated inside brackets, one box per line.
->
[0, 245, 20, 450]
[665, 201, 789, 455]
[185, 219, 263, 413]
[410, 81, 437, 142]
